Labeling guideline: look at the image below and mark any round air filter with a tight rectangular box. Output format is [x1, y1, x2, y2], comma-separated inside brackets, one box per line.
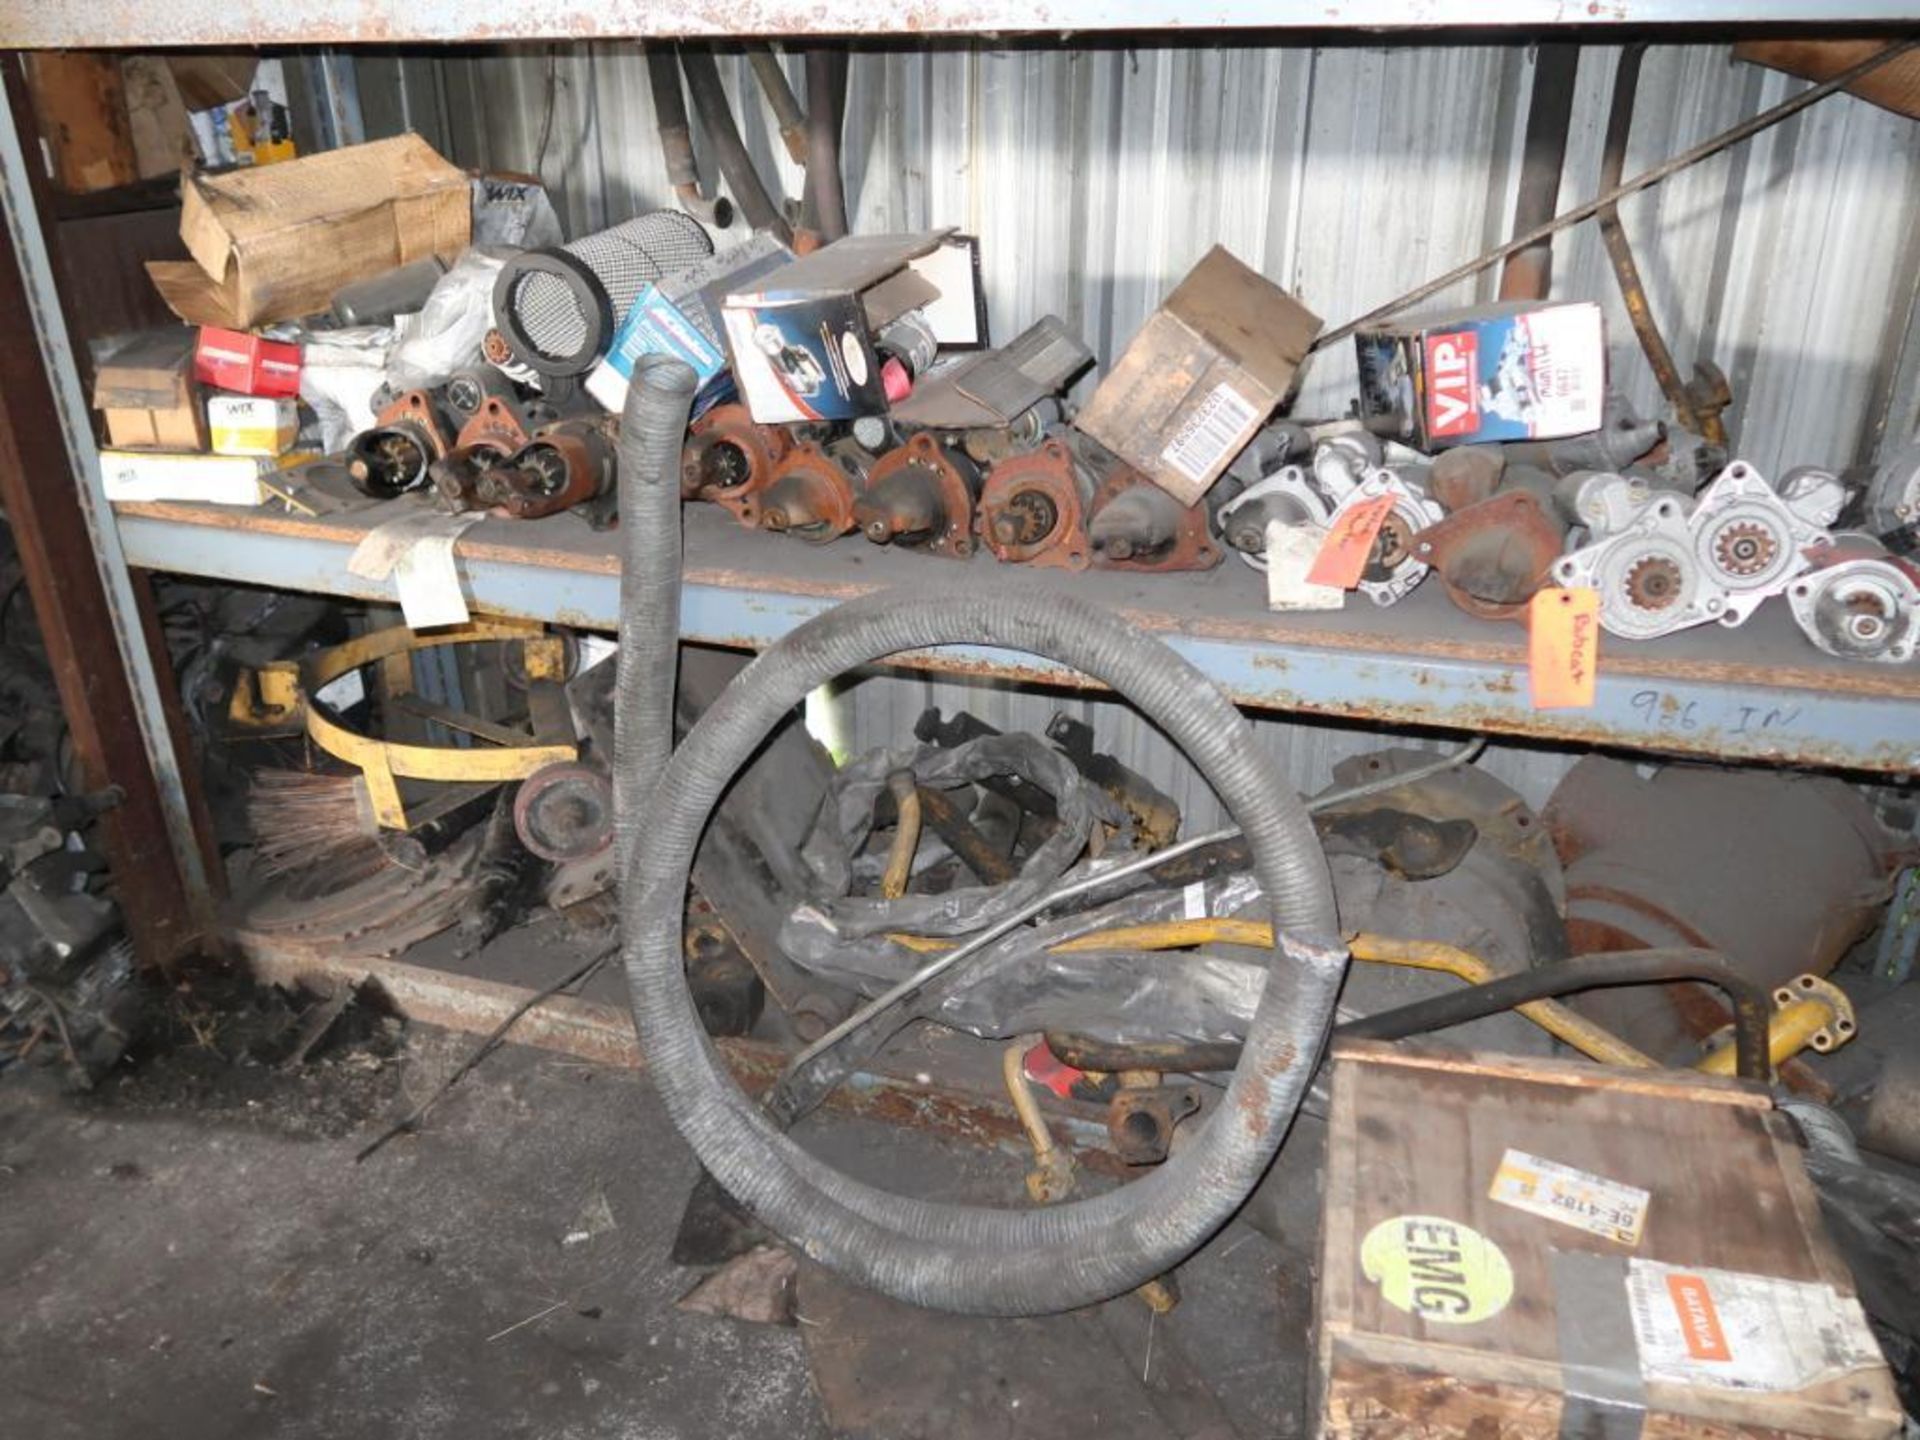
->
[492, 210, 713, 377]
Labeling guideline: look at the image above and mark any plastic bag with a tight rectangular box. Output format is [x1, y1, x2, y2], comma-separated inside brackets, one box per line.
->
[385, 249, 511, 394]
[783, 733, 1127, 946]
[296, 325, 394, 453]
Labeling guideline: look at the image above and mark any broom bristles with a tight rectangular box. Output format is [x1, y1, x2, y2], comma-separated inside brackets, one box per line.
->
[247, 769, 385, 882]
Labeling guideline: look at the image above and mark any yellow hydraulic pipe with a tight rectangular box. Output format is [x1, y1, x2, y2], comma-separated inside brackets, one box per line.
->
[880, 772, 922, 901]
[1696, 995, 1838, 1076]
[1050, 921, 1659, 1070]
[1003, 1038, 1074, 1203]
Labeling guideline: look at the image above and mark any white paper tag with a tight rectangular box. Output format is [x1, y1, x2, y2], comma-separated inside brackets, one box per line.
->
[1626, 1260, 1881, 1393]
[1265, 520, 1344, 612]
[1181, 881, 1207, 920]
[1489, 1148, 1649, 1246]
[347, 508, 486, 631]
[392, 535, 472, 629]
[1161, 382, 1261, 485]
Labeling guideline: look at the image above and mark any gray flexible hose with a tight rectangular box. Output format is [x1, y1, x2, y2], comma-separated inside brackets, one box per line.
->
[619, 584, 1344, 1315]
[613, 355, 699, 878]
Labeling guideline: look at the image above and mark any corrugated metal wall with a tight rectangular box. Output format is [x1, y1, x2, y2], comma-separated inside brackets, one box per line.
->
[363, 39, 1920, 813]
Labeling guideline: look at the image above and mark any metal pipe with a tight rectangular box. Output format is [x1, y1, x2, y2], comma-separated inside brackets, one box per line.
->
[783, 739, 1487, 1090]
[644, 44, 734, 228]
[1339, 947, 1774, 1082]
[1498, 44, 1580, 301]
[1004, 1038, 1074, 1202]
[880, 770, 921, 900]
[1695, 995, 1841, 1077]
[748, 45, 809, 166]
[1047, 923, 1657, 1070]
[803, 48, 849, 243]
[1313, 39, 1920, 353]
[678, 47, 793, 246]
[1595, 44, 1726, 445]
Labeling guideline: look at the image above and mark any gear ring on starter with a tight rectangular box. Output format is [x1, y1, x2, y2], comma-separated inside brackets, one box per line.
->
[1710, 519, 1781, 579]
[1623, 555, 1686, 611]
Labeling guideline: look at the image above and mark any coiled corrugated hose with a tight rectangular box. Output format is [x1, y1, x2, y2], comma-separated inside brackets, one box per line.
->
[614, 355, 699, 869]
[617, 571, 1346, 1313]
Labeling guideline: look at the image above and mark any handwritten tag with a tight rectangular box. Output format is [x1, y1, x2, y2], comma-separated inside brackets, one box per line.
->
[1307, 493, 1396, 589]
[1529, 586, 1599, 709]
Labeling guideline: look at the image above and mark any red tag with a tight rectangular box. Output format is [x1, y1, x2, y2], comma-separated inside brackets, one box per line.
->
[1022, 1040, 1085, 1100]
[1307, 494, 1396, 589]
[1528, 587, 1600, 709]
[1665, 1274, 1731, 1362]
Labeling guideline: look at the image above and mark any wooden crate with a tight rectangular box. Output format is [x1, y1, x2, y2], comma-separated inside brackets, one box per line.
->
[1315, 1041, 1901, 1440]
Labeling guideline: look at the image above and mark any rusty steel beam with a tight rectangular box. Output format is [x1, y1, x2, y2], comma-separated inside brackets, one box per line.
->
[0, 64, 214, 967]
[239, 939, 1124, 1167]
[3, 1, 1916, 48]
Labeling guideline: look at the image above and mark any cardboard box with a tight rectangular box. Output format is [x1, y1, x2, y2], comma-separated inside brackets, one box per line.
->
[891, 314, 1093, 429]
[24, 52, 139, 194]
[193, 327, 301, 398]
[1355, 301, 1606, 451]
[146, 134, 471, 329]
[1074, 246, 1321, 505]
[1315, 1042, 1900, 1440]
[92, 329, 206, 452]
[586, 234, 792, 417]
[720, 230, 985, 424]
[120, 56, 195, 181]
[99, 449, 280, 506]
[207, 394, 299, 456]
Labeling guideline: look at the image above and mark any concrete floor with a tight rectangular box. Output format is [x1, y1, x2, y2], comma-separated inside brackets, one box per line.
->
[0, 1017, 1315, 1439]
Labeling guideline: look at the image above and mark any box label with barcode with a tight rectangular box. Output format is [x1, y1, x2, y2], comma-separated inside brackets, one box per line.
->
[1161, 382, 1260, 486]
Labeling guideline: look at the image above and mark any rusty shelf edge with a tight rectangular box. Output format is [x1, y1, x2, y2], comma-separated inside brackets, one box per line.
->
[237, 937, 1122, 1165]
[6, 0, 1914, 48]
[113, 501, 1920, 774]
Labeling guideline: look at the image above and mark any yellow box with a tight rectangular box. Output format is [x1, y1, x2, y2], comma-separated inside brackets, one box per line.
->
[207, 394, 298, 456]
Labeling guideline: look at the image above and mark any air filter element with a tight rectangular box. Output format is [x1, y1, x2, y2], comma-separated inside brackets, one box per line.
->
[492, 211, 713, 377]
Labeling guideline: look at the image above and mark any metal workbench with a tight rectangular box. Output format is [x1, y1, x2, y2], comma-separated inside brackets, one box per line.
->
[116, 496, 1920, 774]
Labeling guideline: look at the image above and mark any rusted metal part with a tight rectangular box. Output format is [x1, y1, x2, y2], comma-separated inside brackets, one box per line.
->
[1597, 44, 1731, 446]
[1544, 755, 1911, 1072]
[976, 437, 1095, 570]
[428, 443, 506, 514]
[489, 419, 618, 522]
[1412, 488, 1569, 622]
[1087, 467, 1222, 572]
[854, 433, 981, 558]
[680, 402, 793, 524]
[961, 406, 1051, 468]
[759, 440, 863, 542]
[1428, 446, 1507, 514]
[1497, 43, 1579, 301]
[1047, 1033, 1242, 1074]
[454, 393, 538, 459]
[513, 760, 613, 862]
[347, 390, 456, 498]
[915, 783, 1016, 884]
[1107, 1081, 1203, 1164]
[1045, 712, 1181, 850]
[238, 940, 1125, 1170]
[0, 79, 208, 968]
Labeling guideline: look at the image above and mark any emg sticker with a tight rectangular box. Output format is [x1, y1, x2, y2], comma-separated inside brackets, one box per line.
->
[1360, 1214, 1514, 1325]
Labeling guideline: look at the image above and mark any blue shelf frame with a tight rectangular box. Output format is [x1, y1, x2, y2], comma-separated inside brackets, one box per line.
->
[114, 500, 1920, 775]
